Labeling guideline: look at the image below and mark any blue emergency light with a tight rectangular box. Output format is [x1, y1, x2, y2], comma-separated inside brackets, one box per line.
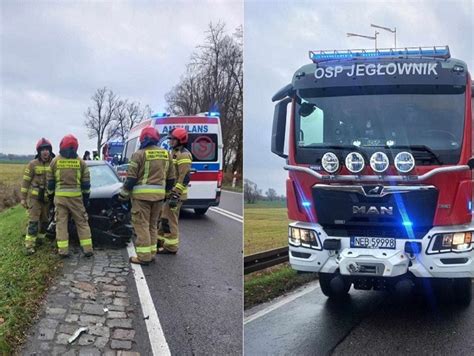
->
[151, 112, 170, 118]
[309, 46, 450, 62]
[207, 111, 220, 117]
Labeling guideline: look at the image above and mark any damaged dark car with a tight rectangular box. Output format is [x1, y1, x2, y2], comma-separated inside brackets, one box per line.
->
[47, 161, 133, 247]
[86, 160, 133, 246]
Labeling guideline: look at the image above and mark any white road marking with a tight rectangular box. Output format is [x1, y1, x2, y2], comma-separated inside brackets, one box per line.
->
[127, 242, 171, 356]
[244, 281, 320, 325]
[209, 207, 243, 223]
[210, 206, 243, 219]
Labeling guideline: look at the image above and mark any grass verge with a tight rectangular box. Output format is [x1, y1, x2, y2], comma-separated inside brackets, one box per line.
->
[222, 183, 243, 193]
[244, 264, 318, 309]
[0, 205, 61, 353]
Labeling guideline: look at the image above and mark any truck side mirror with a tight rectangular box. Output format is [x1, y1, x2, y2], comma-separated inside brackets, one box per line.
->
[468, 157, 474, 169]
[271, 97, 291, 159]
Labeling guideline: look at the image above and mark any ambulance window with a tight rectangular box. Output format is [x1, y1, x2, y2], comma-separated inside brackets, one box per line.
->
[124, 138, 138, 162]
[187, 133, 218, 162]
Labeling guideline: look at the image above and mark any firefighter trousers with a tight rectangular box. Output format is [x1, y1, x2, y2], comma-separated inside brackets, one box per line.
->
[158, 201, 182, 253]
[54, 196, 93, 255]
[25, 198, 50, 248]
[131, 198, 163, 262]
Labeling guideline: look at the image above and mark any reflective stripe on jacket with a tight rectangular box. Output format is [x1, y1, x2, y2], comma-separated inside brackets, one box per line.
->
[124, 145, 175, 201]
[47, 156, 90, 197]
[21, 159, 52, 200]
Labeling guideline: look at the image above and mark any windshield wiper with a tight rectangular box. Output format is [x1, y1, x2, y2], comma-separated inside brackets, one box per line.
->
[381, 145, 443, 165]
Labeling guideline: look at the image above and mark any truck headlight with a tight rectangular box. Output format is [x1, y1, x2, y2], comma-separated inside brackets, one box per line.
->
[394, 151, 415, 173]
[288, 227, 320, 249]
[431, 232, 472, 253]
[370, 152, 389, 173]
[321, 152, 339, 174]
[345, 152, 365, 173]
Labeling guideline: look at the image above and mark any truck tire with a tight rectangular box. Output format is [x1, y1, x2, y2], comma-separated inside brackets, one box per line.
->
[319, 272, 351, 300]
[452, 278, 472, 306]
[194, 208, 208, 216]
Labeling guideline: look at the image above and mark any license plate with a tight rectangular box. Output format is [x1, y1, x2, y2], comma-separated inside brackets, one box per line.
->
[350, 237, 396, 249]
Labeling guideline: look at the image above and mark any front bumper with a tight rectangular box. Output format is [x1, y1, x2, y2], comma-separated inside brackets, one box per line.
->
[289, 221, 474, 279]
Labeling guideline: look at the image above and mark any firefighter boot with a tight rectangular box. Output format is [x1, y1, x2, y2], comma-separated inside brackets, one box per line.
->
[157, 202, 181, 254]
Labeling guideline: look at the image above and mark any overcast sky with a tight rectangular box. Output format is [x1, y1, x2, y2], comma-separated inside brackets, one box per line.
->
[0, 0, 242, 156]
[244, 0, 473, 195]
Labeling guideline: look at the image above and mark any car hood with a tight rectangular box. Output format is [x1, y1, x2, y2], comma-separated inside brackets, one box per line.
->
[90, 182, 123, 199]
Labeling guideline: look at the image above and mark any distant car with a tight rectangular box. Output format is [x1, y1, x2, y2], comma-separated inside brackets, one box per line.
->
[47, 161, 133, 247]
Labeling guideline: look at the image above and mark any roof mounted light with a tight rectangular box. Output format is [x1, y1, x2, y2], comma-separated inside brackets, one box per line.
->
[321, 152, 340, 174]
[151, 112, 170, 118]
[395, 152, 415, 173]
[370, 152, 390, 173]
[345, 152, 365, 173]
[309, 46, 450, 63]
[207, 111, 220, 117]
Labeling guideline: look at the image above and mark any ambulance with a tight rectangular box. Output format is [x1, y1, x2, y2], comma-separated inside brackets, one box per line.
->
[272, 46, 474, 304]
[123, 112, 223, 215]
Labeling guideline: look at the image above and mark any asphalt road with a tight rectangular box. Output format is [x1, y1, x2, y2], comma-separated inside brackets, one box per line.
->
[244, 279, 474, 356]
[139, 190, 243, 355]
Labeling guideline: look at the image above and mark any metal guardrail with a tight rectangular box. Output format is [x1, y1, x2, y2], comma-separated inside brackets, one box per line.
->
[244, 247, 289, 274]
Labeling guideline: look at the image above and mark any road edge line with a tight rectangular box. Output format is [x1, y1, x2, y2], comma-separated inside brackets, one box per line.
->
[221, 189, 243, 195]
[244, 281, 320, 325]
[127, 242, 171, 356]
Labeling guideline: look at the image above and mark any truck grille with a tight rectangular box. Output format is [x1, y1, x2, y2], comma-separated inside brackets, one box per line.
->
[312, 184, 438, 240]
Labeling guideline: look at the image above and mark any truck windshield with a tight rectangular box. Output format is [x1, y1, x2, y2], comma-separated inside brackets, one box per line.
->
[295, 89, 465, 164]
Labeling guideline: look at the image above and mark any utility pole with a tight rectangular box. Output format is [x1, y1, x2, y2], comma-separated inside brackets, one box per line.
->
[371, 24, 397, 48]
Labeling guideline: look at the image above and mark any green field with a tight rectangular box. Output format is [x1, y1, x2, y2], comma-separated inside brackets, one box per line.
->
[0, 163, 24, 211]
[244, 205, 288, 255]
[0, 206, 61, 353]
[0, 162, 24, 184]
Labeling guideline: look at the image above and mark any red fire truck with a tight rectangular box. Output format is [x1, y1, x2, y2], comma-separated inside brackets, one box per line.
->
[271, 46, 474, 304]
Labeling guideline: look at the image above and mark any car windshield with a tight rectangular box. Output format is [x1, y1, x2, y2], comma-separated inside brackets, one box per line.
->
[89, 165, 120, 188]
[295, 88, 465, 164]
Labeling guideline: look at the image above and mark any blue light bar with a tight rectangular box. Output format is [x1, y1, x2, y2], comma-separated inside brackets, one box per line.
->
[402, 221, 413, 227]
[151, 112, 170, 118]
[309, 46, 450, 62]
[207, 111, 220, 117]
[468, 200, 472, 212]
[301, 201, 311, 207]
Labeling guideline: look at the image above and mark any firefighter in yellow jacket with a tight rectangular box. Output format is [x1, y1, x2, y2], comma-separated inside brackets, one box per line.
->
[21, 138, 55, 255]
[119, 127, 175, 265]
[158, 127, 192, 254]
[47, 134, 93, 257]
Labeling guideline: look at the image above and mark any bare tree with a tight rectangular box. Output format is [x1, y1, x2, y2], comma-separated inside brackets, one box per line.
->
[84, 87, 122, 154]
[166, 22, 243, 174]
[244, 179, 261, 204]
[266, 188, 278, 201]
[108, 101, 150, 142]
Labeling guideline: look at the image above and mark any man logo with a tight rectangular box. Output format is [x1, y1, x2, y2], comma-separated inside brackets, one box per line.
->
[364, 185, 384, 195]
[352, 206, 394, 215]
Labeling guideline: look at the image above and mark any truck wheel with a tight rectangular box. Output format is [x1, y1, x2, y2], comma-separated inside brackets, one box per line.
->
[452, 278, 472, 306]
[319, 272, 351, 299]
[194, 208, 208, 216]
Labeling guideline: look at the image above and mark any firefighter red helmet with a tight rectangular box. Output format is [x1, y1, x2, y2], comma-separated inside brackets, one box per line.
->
[36, 137, 52, 151]
[170, 127, 188, 144]
[60, 134, 79, 151]
[139, 126, 159, 142]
